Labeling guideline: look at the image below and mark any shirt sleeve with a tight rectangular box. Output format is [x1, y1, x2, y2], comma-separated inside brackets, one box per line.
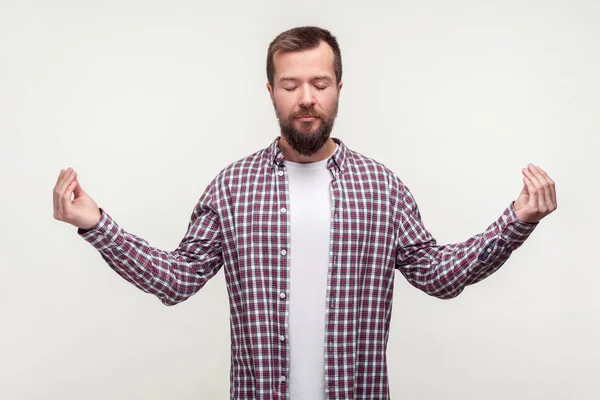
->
[77, 179, 224, 306]
[394, 182, 538, 299]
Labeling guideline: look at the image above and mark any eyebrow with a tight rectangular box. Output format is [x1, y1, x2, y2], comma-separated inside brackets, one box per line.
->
[279, 75, 333, 83]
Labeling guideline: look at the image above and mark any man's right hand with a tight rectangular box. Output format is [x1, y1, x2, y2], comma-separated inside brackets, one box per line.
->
[53, 167, 102, 230]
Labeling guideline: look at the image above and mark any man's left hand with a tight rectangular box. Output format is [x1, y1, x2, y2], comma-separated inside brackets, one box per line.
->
[513, 164, 557, 223]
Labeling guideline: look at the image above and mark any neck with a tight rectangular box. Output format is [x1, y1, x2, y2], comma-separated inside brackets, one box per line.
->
[279, 136, 336, 163]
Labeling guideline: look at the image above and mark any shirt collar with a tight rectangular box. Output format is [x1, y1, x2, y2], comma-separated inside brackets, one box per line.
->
[266, 136, 349, 173]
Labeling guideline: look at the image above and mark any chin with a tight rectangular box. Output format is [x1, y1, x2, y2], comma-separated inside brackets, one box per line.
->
[295, 120, 321, 129]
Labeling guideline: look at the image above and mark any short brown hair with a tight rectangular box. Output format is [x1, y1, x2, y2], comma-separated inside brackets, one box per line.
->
[266, 26, 342, 86]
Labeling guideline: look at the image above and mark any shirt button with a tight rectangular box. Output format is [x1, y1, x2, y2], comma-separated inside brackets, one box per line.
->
[278, 170, 284, 176]
[486, 248, 492, 253]
[281, 207, 287, 214]
[280, 292, 286, 299]
[281, 249, 287, 256]
[279, 335, 285, 341]
[280, 375, 286, 383]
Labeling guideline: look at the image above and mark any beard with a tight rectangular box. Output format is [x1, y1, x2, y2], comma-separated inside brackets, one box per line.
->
[274, 101, 338, 157]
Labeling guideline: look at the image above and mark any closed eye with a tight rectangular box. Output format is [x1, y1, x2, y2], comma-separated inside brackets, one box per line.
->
[282, 86, 327, 92]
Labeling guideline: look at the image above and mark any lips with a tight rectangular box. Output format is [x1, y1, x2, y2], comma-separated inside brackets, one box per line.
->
[295, 116, 319, 121]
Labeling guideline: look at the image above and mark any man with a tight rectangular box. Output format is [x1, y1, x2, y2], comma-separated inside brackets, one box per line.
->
[53, 26, 557, 400]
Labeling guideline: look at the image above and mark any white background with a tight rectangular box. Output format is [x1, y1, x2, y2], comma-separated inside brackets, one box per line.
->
[1, 0, 598, 399]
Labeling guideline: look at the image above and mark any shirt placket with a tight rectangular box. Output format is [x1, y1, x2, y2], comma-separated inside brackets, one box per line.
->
[324, 163, 341, 400]
[275, 162, 291, 399]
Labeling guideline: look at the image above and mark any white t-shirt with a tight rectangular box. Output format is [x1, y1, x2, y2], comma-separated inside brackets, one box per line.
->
[284, 144, 338, 400]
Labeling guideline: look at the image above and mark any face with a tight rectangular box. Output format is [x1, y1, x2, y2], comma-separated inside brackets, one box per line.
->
[267, 41, 343, 157]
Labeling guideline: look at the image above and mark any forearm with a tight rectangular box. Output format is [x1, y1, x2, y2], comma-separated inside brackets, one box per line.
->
[397, 202, 538, 299]
[464, 201, 538, 284]
[78, 208, 222, 305]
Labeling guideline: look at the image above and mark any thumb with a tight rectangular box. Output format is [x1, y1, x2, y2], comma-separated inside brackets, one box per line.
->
[73, 178, 87, 198]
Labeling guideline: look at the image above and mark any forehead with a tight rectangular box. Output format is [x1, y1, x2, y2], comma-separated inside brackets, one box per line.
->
[272, 41, 335, 81]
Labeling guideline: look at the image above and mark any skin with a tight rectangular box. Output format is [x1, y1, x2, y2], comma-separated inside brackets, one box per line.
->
[515, 164, 557, 223]
[53, 168, 101, 230]
[53, 42, 557, 230]
[266, 40, 342, 163]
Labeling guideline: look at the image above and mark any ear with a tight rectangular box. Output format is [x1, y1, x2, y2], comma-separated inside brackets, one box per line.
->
[337, 80, 343, 98]
[266, 82, 275, 104]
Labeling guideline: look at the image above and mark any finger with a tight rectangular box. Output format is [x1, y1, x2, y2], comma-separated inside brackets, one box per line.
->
[531, 165, 554, 213]
[61, 171, 77, 199]
[61, 179, 78, 216]
[58, 170, 77, 215]
[55, 169, 69, 217]
[533, 165, 554, 212]
[524, 165, 545, 213]
[53, 169, 66, 217]
[57, 169, 77, 197]
[57, 168, 74, 190]
[55, 169, 65, 187]
[523, 175, 538, 212]
[536, 166, 557, 209]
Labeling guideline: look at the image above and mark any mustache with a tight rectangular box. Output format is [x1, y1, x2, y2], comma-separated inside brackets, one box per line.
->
[292, 110, 323, 118]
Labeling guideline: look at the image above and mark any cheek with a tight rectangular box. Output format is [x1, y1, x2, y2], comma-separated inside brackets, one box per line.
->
[320, 97, 338, 114]
[319, 90, 338, 106]
[274, 95, 295, 114]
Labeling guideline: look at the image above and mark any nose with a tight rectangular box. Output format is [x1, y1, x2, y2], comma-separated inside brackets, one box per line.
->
[298, 84, 316, 108]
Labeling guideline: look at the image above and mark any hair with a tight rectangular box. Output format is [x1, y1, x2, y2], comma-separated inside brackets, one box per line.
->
[266, 26, 342, 87]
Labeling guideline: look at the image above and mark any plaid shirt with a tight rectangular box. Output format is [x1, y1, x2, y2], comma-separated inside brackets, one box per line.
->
[79, 136, 538, 399]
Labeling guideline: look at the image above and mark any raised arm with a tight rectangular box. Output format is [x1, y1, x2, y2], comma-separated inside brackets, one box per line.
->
[54, 168, 224, 306]
[395, 164, 556, 299]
